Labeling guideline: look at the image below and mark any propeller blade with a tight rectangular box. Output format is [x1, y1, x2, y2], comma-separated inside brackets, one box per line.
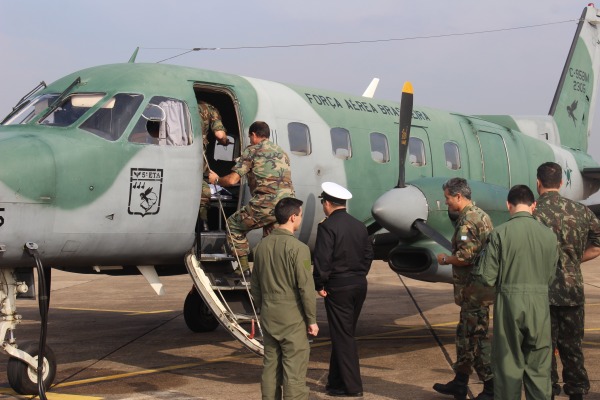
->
[397, 82, 414, 188]
[413, 219, 452, 252]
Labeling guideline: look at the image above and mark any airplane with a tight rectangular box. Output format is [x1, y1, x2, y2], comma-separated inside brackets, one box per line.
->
[1, 3, 600, 396]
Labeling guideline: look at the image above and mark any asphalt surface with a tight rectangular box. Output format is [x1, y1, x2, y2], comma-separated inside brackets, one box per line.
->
[0, 259, 599, 399]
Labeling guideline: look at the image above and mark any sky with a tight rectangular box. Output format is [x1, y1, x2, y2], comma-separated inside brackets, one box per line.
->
[1, 1, 600, 186]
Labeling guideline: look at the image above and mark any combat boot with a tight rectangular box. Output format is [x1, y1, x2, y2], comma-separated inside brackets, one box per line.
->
[433, 373, 469, 399]
[228, 256, 251, 279]
[474, 378, 493, 399]
[569, 395, 583, 400]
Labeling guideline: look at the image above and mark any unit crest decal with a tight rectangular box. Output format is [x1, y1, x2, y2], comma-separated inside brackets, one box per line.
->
[128, 168, 163, 217]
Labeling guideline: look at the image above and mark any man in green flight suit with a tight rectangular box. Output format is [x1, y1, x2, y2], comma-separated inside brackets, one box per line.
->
[251, 197, 319, 400]
[434, 177, 494, 400]
[208, 121, 295, 278]
[473, 185, 558, 400]
[198, 100, 229, 231]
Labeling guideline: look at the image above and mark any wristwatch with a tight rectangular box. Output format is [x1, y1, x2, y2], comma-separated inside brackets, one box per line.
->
[442, 256, 447, 264]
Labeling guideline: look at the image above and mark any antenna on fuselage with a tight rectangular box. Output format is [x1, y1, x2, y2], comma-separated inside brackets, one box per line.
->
[128, 47, 139, 63]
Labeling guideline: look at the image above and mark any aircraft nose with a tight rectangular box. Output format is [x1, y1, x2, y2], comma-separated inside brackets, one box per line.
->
[0, 134, 56, 204]
[371, 185, 429, 237]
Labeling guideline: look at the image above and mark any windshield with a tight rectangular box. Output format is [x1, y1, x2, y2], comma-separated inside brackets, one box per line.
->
[39, 93, 106, 127]
[2, 94, 59, 125]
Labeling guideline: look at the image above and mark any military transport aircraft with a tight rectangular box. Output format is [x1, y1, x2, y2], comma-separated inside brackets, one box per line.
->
[1, 3, 600, 396]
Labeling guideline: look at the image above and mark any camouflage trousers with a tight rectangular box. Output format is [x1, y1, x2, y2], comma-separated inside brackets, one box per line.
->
[201, 179, 211, 208]
[453, 303, 493, 381]
[550, 304, 589, 395]
[226, 200, 276, 258]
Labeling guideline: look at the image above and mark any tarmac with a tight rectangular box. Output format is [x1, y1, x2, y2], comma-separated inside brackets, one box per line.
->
[0, 259, 599, 399]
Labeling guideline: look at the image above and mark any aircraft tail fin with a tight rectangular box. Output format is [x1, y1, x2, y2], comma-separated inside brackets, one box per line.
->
[550, 5, 600, 152]
[362, 78, 380, 98]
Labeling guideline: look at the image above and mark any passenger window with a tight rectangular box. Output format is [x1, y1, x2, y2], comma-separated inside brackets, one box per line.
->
[408, 137, 426, 166]
[80, 93, 143, 141]
[128, 96, 193, 146]
[444, 142, 461, 170]
[39, 93, 106, 127]
[331, 127, 352, 159]
[288, 122, 312, 156]
[370, 132, 389, 163]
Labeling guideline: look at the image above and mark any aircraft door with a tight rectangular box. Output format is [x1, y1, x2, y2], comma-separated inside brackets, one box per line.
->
[477, 130, 511, 188]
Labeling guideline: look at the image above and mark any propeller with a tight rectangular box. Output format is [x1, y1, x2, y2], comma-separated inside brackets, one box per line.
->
[372, 82, 452, 254]
[397, 82, 413, 188]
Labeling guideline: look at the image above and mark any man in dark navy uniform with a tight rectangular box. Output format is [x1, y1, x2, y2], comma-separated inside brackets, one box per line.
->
[313, 182, 373, 397]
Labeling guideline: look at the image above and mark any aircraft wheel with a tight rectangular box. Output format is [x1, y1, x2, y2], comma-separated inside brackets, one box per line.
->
[184, 287, 219, 332]
[7, 341, 57, 395]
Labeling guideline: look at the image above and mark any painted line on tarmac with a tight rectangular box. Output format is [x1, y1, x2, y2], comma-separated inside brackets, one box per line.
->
[54, 307, 175, 315]
[0, 388, 103, 399]
[51, 354, 256, 390]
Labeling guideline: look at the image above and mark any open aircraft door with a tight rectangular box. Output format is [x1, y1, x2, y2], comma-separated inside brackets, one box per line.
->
[184, 252, 264, 356]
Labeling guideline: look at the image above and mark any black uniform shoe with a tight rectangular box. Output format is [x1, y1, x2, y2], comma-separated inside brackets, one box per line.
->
[474, 378, 493, 399]
[326, 388, 363, 397]
[433, 373, 469, 399]
[569, 395, 583, 400]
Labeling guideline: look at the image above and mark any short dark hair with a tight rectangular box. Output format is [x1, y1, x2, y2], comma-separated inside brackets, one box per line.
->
[442, 177, 472, 199]
[249, 121, 270, 138]
[507, 184, 535, 206]
[274, 197, 303, 224]
[537, 162, 562, 189]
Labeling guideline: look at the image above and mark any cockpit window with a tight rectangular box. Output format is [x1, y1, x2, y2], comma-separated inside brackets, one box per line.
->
[80, 93, 144, 141]
[39, 93, 106, 127]
[128, 96, 192, 146]
[1, 94, 59, 125]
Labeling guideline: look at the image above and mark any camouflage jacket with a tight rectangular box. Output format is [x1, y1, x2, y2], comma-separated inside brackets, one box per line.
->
[452, 203, 494, 306]
[198, 101, 226, 146]
[232, 139, 295, 205]
[534, 191, 600, 306]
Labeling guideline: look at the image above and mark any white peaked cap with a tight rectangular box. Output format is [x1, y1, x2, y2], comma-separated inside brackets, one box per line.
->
[320, 182, 353, 201]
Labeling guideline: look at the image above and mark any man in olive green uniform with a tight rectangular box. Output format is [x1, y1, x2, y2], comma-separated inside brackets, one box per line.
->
[198, 101, 228, 231]
[434, 178, 494, 400]
[251, 197, 319, 400]
[533, 162, 600, 400]
[209, 121, 295, 276]
[473, 185, 558, 400]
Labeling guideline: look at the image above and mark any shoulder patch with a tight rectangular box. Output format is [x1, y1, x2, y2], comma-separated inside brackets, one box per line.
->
[304, 259, 312, 271]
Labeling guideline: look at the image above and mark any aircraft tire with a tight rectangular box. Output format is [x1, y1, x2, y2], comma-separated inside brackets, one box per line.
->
[7, 341, 56, 395]
[184, 287, 219, 332]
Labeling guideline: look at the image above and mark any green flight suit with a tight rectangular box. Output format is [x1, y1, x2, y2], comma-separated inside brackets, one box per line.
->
[473, 212, 558, 400]
[251, 228, 316, 400]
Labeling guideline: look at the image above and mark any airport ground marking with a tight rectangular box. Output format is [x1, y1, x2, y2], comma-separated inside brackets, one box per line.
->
[54, 307, 174, 316]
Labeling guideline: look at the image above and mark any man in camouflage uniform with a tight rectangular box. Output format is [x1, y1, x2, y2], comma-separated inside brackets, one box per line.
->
[208, 121, 295, 277]
[198, 100, 228, 231]
[434, 177, 495, 400]
[533, 162, 600, 400]
[473, 185, 558, 400]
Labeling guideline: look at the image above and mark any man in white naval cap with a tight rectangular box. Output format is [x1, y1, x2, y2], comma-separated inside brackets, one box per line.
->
[313, 182, 373, 397]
